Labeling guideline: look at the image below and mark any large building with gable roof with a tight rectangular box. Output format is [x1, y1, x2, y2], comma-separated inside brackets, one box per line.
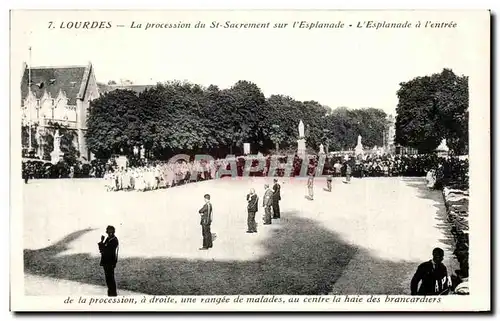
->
[21, 62, 100, 161]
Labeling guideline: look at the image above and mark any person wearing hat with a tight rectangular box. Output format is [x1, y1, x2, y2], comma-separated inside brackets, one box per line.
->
[262, 184, 273, 225]
[272, 178, 281, 219]
[98, 225, 119, 296]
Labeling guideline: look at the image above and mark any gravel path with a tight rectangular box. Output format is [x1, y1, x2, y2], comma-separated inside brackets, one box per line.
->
[23, 177, 453, 295]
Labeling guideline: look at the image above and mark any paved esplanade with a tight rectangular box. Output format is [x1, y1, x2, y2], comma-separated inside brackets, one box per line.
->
[23, 177, 452, 295]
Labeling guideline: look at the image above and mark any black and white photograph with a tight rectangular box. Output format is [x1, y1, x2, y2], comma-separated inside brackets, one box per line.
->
[9, 9, 490, 312]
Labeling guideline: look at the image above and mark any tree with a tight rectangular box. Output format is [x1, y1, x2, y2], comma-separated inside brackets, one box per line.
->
[227, 81, 267, 152]
[260, 95, 303, 151]
[53, 122, 79, 164]
[21, 125, 38, 153]
[395, 69, 468, 154]
[86, 77, 394, 159]
[86, 89, 142, 158]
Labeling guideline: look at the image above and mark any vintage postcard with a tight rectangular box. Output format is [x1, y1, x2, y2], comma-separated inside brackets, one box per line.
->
[10, 9, 490, 312]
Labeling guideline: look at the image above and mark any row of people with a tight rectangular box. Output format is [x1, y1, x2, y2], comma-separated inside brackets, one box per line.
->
[104, 161, 215, 192]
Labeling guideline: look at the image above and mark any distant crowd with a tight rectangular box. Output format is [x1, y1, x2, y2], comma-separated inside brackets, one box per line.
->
[22, 153, 469, 191]
[104, 160, 215, 192]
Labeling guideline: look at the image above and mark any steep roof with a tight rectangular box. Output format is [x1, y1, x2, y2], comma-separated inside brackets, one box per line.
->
[21, 65, 88, 105]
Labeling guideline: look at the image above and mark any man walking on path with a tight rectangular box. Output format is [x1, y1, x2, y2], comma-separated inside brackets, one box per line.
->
[272, 178, 281, 219]
[198, 194, 213, 250]
[326, 172, 333, 192]
[344, 162, 352, 184]
[246, 188, 259, 233]
[98, 225, 119, 297]
[307, 174, 315, 200]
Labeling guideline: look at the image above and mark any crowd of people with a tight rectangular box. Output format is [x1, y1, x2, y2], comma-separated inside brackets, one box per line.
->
[23, 152, 469, 194]
[103, 160, 216, 192]
[22, 157, 108, 181]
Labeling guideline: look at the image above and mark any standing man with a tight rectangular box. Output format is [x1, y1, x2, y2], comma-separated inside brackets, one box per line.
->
[326, 171, 333, 192]
[246, 188, 259, 233]
[23, 165, 29, 184]
[411, 247, 451, 295]
[307, 174, 315, 200]
[198, 194, 213, 250]
[345, 162, 352, 184]
[98, 225, 119, 297]
[263, 184, 273, 225]
[272, 178, 281, 219]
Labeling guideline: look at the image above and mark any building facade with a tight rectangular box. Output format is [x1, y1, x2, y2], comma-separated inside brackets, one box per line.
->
[21, 62, 100, 161]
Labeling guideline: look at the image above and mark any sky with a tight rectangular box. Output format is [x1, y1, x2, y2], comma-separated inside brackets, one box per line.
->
[11, 10, 487, 116]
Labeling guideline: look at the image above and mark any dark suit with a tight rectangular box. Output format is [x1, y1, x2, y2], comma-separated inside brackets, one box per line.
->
[98, 236, 119, 296]
[272, 183, 281, 218]
[246, 193, 259, 232]
[326, 174, 333, 191]
[199, 202, 213, 248]
[411, 260, 450, 295]
[263, 189, 273, 224]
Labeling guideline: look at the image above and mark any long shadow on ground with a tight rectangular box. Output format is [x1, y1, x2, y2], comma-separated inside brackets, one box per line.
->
[402, 178, 456, 254]
[25, 213, 419, 295]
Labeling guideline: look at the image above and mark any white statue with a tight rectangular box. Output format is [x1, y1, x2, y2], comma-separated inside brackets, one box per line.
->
[354, 135, 364, 156]
[298, 120, 305, 138]
[50, 129, 63, 164]
[319, 144, 325, 154]
[53, 129, 61, 153]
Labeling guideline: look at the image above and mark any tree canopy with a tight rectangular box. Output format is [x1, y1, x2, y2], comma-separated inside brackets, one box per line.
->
[86, 80, 390, 159]
[395, 69, 468, 154]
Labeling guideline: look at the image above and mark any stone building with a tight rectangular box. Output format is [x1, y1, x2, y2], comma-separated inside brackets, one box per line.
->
[20, 62, 100, 161]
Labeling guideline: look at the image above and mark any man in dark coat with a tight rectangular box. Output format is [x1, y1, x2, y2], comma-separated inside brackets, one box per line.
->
[326, 171, 333, 192]
[246, 188, 259, 233]
[198, 194, 213, 250]
[272, 179, 281, 219]
[98, 225, 119, 296]
[411, 247, 451, 295]
[263, 184, 273, 225]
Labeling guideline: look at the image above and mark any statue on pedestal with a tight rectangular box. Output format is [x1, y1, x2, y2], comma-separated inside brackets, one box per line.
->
[355, 135, 364, 156]
[50, 129, 63, 164]
[319, 144, 325, 154]
[298, 120, 305, 138]
[297, 120, 306, 159]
